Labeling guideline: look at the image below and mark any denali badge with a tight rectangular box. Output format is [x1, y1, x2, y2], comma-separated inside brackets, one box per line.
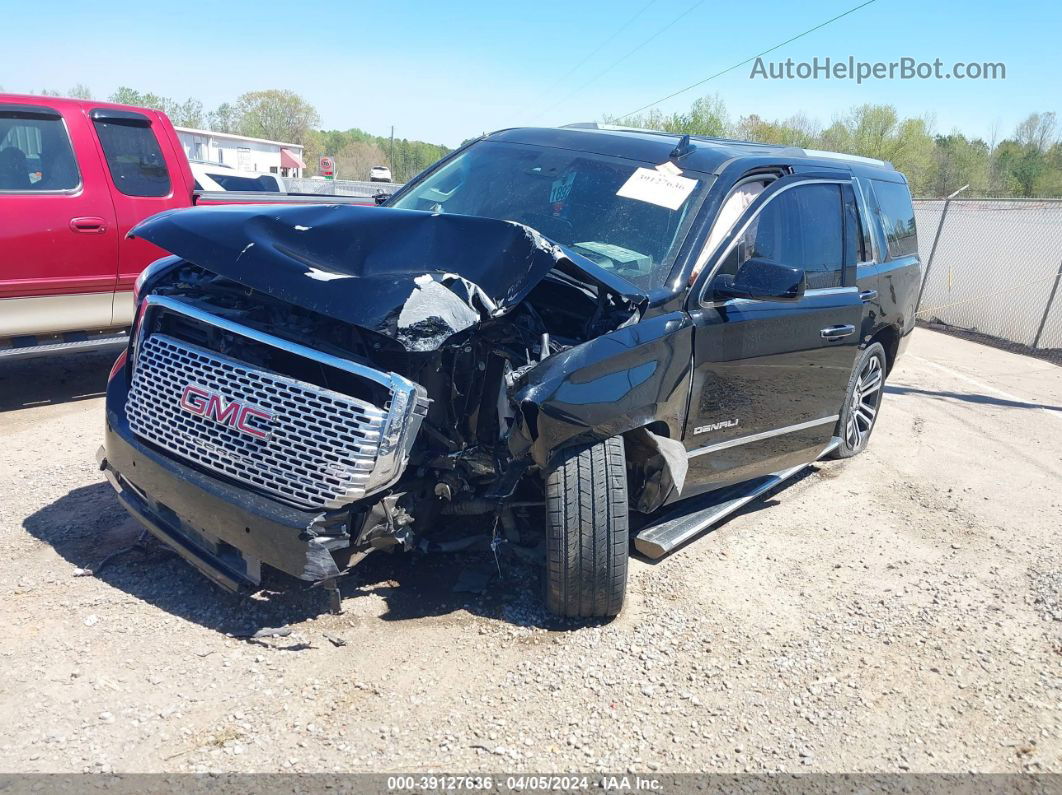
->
[694, 418, 740, 435]
[179, 385, 273, 440]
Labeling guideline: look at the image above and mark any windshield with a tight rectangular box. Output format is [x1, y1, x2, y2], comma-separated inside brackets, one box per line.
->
[389, 140, 710, 288]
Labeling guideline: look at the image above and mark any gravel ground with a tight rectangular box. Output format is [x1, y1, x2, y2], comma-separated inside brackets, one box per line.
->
[0, 328, 1059, 774]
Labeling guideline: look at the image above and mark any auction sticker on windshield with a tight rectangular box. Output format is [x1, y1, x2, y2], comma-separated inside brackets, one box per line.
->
[616, 166, 696, 210]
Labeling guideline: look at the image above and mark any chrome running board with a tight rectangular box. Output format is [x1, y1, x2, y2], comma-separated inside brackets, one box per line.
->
[634, 437, 841, 559]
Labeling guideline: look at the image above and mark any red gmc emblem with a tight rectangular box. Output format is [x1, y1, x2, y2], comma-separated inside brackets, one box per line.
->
[179, 385, 273, 440]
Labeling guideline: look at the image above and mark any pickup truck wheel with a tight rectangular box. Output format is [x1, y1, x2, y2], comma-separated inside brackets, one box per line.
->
[829, 342, 886, 459]
[544, 437, 629, 618]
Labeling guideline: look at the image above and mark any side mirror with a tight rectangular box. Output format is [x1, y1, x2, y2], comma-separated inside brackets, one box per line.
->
[712, 258, 806, 302]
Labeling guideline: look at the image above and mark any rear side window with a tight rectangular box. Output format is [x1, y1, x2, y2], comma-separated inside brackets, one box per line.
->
[92, 116, 171, 197]
[872, 179, 918, 258]
[0, 110, 80, 191]
[716, 182, 845, 289]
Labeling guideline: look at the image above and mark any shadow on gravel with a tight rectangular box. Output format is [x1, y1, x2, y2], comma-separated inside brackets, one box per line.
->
[0, 351, 116, 412]
[23, 482, 590, 636]
[885, 383, 1062, 413]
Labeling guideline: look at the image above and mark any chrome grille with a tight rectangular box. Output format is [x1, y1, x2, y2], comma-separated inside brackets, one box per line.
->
[127, 333, 392, 510]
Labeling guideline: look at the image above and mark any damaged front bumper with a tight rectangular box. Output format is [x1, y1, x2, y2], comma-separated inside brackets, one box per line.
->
[98, 375, 356, 591]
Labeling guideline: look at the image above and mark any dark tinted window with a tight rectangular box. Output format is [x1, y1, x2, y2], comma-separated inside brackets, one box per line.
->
[717, 183, 844, 289]
[208, 172, 280, 192]
[0, 112, 79, 191]
[872, 179, 918, 258]
[93, 119, 171, 197]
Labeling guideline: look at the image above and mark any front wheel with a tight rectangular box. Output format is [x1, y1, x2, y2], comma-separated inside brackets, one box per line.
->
[829, 342, 886, 459]
[544, 437, 629, 618]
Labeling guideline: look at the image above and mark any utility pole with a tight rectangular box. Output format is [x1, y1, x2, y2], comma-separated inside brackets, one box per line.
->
[389, 126, 395, 176]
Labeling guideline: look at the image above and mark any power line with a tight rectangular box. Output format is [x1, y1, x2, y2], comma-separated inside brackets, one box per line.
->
[533, 0, 659, 103]
[617, 0, 878, 121]
[531, 0, 708, 122]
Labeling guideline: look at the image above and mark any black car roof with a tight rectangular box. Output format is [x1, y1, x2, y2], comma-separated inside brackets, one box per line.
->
[487, 124, 901, 181]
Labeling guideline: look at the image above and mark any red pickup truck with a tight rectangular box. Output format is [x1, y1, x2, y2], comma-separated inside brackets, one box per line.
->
[0, 94, 372, 360]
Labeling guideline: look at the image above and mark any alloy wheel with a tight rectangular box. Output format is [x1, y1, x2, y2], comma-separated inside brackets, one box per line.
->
[845, 354, 883, 450]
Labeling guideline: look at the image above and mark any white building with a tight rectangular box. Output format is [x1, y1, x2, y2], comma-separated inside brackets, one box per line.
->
[175, 127, 306, 177]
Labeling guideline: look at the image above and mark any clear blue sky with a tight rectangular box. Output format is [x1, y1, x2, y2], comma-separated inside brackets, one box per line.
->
[1, 0, 1057, 147]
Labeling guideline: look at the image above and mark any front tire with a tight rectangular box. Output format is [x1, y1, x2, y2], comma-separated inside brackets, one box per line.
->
[544, 437, 629, 618]
[829, 342, 886, 459]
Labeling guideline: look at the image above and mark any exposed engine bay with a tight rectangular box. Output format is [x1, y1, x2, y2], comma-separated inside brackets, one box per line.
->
[124, 204, 687, 578]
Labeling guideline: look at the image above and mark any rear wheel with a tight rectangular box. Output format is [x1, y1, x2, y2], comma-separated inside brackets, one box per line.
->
[829, 342, 886, 459]
[544, 437, 629, 618]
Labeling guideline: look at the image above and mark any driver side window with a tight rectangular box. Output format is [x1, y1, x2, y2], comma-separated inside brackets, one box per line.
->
[714, 182, 845, 290]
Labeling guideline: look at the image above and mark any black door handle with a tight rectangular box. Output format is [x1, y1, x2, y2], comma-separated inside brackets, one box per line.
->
[859, 289, 878, 302]
[820, 324, 856, 341]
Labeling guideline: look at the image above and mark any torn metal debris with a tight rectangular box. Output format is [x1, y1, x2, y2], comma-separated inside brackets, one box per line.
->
[109, 202, 684, 612]
[105, 124, 915, 621]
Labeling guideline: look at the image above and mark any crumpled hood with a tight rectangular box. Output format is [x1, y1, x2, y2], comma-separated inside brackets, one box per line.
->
[130, 203, 646, 351]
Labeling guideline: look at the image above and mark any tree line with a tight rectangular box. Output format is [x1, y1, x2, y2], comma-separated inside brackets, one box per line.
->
[15, 85, 1060, 195]
[22, 85, 450, 184]
[305, 129, 450, 185]
[605, 96, 1062, 198]
[105, 87, 449, 182]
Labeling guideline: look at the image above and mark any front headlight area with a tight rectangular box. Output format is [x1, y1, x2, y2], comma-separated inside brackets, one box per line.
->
[124, 256, 185, 383]
[133, 255, 184, 306]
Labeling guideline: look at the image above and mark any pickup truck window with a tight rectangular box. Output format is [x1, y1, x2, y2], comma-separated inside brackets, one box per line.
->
[92, 118, 171, 197]
[0, 112, 79, 192]
[714, 182, 845, 290]
[389, 140, 709, 288]
[870, 179, 918, 259]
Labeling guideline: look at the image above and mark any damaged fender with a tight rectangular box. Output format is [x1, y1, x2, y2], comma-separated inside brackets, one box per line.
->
[508, 311, 694, 476]
[624, 428, 689, 513]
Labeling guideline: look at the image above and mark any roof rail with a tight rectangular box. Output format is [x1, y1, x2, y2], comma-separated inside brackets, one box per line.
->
[561, 121, 663, 134]
[561, 124, 894, 168]
[562, 124, 802, 151]
[688, 134, 777, 148]
[800, 148, 894, 169]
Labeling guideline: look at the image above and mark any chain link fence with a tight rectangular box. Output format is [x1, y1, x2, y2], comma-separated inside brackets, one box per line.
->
[282, 177, 405, 199]
[913, 198, 1062, 353]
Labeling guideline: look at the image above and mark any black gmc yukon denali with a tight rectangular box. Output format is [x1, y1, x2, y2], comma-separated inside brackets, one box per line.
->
[98, 124, 921, 618]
